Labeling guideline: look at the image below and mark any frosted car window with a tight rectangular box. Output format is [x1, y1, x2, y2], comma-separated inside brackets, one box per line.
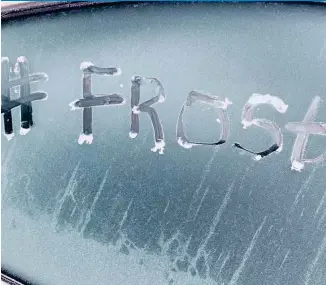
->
[1, 3, 326, 285]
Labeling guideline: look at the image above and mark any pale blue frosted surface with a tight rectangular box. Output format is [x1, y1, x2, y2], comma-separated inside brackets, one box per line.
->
[1, 3, 326, 285]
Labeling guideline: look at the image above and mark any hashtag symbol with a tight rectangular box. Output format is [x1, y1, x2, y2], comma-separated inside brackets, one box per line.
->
[1, 56, 48, 140]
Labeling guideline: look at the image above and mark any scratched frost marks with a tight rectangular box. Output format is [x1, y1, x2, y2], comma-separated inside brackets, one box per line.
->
[187, 147, 219, 221]
[228, 216, 267, 285]
[317, 210, 326, 229]
[314, 188, 326, 219]
[279, 249, 291, 270]
[119, 199, 133, 230]
[216, 251, 231, 283]
[1, 139, 17, 202]
[194, 148, 219, 198]
[19, 174, 33, 210]
[193, 187, 210, 219]
[162, 183, 234, 282]
[52, 162, 80, 230]
[290, 166, 317, 213]
[200, 183, 234, 250]
[304, 234, 326, 285]
[80, 170, 109, 236]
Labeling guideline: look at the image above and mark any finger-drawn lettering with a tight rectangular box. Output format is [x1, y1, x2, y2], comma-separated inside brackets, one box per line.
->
[69, 62, 124, 145]
[130, 76, 166, 154]
[285, 96, 326, 171]
[234, 94, 288, 160]
[177, 90, 232, 149]
[1, 56, 324, 173]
